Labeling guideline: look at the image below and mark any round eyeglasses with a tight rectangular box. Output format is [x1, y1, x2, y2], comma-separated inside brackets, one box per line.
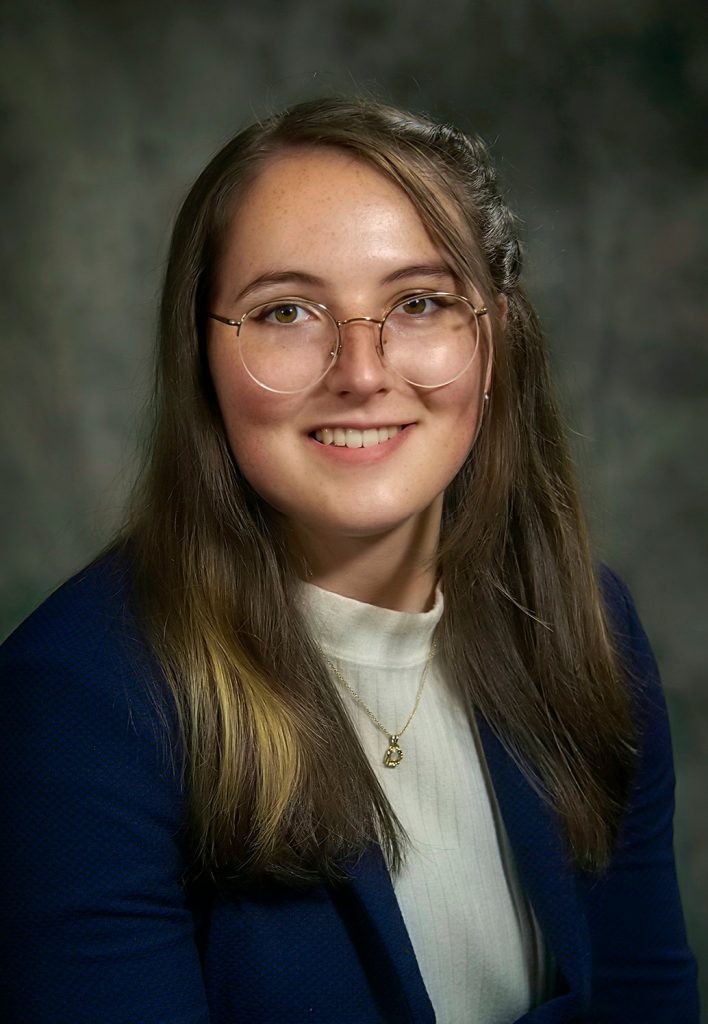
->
[207, 291, 487, 394]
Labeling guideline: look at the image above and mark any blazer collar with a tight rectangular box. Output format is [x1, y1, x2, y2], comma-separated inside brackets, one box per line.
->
[476, 713, 591, 1017]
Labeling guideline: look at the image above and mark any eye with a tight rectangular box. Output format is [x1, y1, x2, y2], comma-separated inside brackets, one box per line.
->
[400, 296, 432, 316]
[266, 303, 308, 325]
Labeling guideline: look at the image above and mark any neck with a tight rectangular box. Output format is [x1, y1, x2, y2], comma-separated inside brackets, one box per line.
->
[292, 510, 440, 614]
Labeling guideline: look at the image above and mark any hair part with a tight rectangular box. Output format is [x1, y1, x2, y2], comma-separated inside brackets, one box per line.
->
[123, 95, 635, 885]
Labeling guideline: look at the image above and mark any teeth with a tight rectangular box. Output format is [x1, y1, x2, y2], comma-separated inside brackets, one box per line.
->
[314, 425, 403, 447]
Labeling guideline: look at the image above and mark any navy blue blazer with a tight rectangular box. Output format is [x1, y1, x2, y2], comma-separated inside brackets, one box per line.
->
[0, 556, 699, 1022]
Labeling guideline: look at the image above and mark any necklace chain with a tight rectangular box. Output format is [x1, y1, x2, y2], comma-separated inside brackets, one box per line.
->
[320, 639, 437, 768]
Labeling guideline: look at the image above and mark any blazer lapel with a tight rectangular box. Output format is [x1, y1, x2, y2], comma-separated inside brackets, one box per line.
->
[340, 845, 435, 1023]
[476, 714, 591, 1018]
[336, 719, 593, 1023]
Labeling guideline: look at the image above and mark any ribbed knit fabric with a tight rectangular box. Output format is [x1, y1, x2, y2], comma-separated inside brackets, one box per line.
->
[300, 582, 550, 1024]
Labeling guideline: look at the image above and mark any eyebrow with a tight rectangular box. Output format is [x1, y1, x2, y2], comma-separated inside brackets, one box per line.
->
[383, 263, 454, 285]
[233, 263, 455, 305]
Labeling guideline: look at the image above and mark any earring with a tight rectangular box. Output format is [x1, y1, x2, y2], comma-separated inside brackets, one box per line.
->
[483, 392, 490, 402]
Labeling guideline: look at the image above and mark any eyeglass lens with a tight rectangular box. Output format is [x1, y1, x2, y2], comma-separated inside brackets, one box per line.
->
[238, 294, 480, 393]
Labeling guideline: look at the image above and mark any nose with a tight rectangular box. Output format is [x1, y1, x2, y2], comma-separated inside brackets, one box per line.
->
[325, 318, 391, 396]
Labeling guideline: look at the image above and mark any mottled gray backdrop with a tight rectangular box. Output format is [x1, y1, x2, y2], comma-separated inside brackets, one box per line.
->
[1, 0, 706, 999]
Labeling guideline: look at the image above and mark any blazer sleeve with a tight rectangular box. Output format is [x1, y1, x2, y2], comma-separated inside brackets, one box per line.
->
[584, 571, 700, 1022]
[0, 566, 210, 1023]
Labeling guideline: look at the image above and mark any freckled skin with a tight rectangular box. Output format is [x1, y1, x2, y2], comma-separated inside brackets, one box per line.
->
[207, 148, 492, 588]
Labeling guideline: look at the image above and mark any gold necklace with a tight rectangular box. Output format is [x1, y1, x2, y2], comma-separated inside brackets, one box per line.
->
[320, 640, 437, 768]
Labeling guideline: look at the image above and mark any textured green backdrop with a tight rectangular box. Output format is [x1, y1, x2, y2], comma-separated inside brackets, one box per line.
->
[1, 0, 706, 1004]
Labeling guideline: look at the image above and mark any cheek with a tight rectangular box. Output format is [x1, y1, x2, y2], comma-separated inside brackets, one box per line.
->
[424, 384, 485, 493]
[432, 376, 484, 449]
[219, 406, 292, 512]
[209, 350, 304, 490]
[211, 349, 270, 425]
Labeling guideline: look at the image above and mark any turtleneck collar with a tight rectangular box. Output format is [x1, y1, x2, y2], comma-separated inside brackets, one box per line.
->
[298, 582, 444, 668]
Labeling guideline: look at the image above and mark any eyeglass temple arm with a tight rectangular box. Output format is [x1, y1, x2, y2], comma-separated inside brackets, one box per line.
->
[207, 313, 240, 326]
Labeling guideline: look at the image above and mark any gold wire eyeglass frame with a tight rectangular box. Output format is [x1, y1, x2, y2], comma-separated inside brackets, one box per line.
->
[207, 290, 487, 394]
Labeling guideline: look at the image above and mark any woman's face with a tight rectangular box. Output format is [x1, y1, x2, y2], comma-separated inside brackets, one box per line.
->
[207, 147, 491, 554]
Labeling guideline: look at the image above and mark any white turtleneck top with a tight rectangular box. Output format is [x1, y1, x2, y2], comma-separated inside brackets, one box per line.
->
[299, 582, 550, 1024]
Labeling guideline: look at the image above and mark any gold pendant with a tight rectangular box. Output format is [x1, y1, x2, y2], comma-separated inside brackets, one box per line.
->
[383, 736, 403, 768]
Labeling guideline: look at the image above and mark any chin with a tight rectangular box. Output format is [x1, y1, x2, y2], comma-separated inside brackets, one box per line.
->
[306, 514, 410, 539]
[294, 497, 443, 544]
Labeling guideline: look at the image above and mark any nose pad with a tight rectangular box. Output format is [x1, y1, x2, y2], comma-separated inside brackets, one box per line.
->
[339, 317, 385, 348]
[328, 318, 388, 389]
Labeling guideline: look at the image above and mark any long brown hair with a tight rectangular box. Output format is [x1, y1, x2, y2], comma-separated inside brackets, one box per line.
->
[123, 96, 635, 885]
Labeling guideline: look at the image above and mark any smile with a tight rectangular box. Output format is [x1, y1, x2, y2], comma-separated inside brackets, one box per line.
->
[312, 425, 405, 448]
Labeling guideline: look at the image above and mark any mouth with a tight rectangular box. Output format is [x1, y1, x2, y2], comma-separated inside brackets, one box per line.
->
[311, 425, 408, 449]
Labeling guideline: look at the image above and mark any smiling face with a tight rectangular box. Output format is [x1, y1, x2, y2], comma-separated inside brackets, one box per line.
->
[207, 146, 491, 565]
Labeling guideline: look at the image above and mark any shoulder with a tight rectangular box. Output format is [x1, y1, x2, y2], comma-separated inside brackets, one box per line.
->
[596, 564, 671, 756]
[0, 556, 206, 1020]
[0, 549, 180, 773]
[3, 549, 139, 668]
[597, 562, 650, 658]
[584, 578, 699, 1017]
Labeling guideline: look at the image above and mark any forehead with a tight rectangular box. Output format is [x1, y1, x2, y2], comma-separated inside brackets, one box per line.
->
[217, 146, 445, 283]
[238, 144, 419, 219]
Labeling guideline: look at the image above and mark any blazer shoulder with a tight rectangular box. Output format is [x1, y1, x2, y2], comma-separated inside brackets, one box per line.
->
[0, 548, 177, 748]
[2, 549, 134, 662]
[0, 555, 206, 1021]
[596, 563, 633, 630]
[586, 581, 700, 1018]
[596, 563, 662, 696]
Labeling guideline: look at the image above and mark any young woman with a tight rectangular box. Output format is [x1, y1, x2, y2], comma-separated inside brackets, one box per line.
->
[0, 98, 698, 1023]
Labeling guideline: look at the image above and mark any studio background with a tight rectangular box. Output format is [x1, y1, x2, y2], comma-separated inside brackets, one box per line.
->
[1, 0, 706, 1003]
